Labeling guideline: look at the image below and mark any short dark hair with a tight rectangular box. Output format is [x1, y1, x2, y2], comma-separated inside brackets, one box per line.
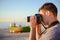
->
[39, 3, 57, 16]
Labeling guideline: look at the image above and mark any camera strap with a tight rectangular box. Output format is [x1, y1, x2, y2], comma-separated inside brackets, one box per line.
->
[48, 21, 59, 28]
[41, 20, 59, 35]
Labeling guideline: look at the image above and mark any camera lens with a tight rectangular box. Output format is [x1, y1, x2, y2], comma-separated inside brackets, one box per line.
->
[35, 14, 41, 24]
[27, 16, 30, 22]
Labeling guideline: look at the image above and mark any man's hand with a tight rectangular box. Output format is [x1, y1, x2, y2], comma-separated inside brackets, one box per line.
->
[29, 16, 41, 40]
[29, 16, 37, 40]
[30, 16, 37, 29]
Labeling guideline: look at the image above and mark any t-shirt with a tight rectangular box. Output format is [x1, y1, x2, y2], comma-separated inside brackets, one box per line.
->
[40, 24, 60, 40]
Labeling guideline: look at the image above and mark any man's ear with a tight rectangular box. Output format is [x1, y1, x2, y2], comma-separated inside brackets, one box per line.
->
[46, 11, 50, 16]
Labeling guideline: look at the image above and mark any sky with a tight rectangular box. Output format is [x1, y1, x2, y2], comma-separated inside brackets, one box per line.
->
[0, 0, 60, 22]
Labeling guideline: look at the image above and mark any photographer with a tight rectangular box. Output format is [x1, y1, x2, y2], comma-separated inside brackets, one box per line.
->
[29, 3, 60, 40]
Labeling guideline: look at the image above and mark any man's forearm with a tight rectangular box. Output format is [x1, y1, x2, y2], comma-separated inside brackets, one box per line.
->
[29, 28, 36, 40]
[36, 25, 41, 40]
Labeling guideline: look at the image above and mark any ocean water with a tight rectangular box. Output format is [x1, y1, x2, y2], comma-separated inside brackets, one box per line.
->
[0, 22, 28, 29]
[0, 22, 45, 32]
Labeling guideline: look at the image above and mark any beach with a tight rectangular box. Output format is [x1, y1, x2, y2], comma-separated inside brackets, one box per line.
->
[0, 29, 29, 40]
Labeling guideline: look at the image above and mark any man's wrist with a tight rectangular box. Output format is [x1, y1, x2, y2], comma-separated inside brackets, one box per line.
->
[30, 27, 36, 31]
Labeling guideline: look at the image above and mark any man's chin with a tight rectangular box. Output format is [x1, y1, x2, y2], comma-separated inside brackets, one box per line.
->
[43, 22, 48, 26]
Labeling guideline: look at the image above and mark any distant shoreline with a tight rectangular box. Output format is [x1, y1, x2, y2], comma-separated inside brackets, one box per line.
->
[0, 22, 29, 28]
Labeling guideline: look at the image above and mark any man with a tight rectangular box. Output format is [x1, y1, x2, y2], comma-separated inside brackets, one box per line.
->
[29, 3, 60, 40]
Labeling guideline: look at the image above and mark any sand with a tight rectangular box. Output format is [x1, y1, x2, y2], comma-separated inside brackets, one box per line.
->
[0, 29, 29, 40]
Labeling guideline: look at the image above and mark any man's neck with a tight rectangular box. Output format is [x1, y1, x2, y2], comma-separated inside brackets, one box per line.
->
[48, 18, 57, 25]
[48, 19, 59, 28]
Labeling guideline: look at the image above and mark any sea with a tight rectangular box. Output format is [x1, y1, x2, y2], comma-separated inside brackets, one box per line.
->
[0, 22, 29, 29]
[0, 22, 46, 32]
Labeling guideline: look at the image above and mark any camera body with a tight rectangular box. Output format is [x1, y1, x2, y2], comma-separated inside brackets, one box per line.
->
[27, 14, 43, 24]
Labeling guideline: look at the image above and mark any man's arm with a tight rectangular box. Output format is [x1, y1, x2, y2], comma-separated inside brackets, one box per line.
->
[29, 25, 41, 40]
[36, 25, 41, 40]
[29, 16, 41, 40]
[29, 16, 36, 40]
[29, 28, 36, 40]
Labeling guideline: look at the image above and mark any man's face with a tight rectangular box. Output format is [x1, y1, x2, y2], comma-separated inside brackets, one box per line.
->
[39, 10, 49, 25]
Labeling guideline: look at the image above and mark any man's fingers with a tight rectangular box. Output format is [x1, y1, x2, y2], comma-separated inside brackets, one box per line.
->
[30, 16, 37, 24]
[30, 16, 34, 21]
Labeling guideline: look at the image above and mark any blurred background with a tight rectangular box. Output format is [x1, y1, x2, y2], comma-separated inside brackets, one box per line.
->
[0, 0, 60, 28]
[0, 0, 60, 40]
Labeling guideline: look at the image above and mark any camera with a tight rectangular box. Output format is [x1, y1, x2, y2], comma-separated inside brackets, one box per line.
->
[27, 14, 43, 24]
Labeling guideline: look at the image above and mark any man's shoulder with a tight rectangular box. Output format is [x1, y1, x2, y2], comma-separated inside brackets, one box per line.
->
[40, 24, 60, 40]
[54, 24, 60, 30]
[47, 24, 60, 36]
[49, 24, 60, 40]
[48, 24, 60, 32]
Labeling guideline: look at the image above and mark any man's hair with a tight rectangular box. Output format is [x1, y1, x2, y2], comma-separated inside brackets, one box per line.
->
[39, 3, 57, 16]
